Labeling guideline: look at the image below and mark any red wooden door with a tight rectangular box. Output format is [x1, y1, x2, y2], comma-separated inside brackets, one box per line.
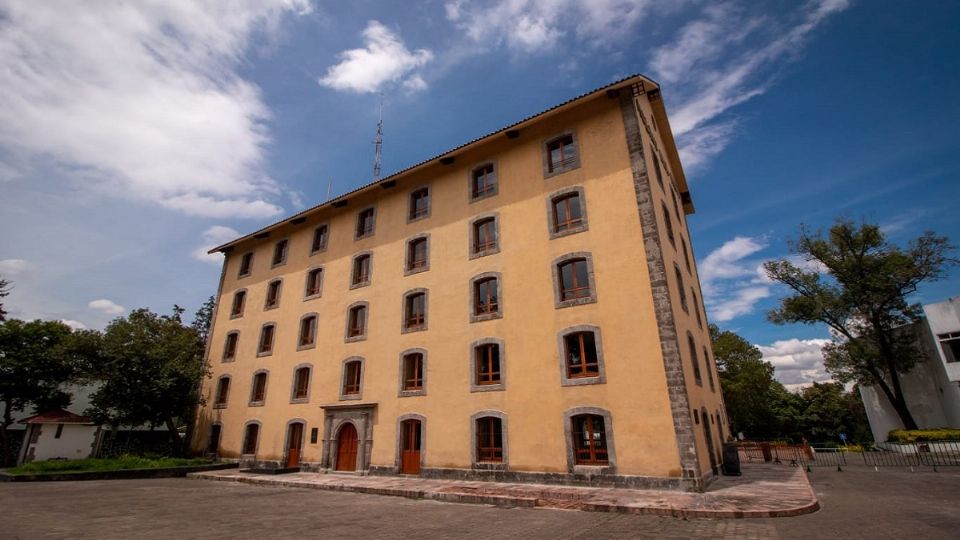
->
[336, 423, 358, 471]
[286, 423, 303, 468]
[400, 419, 421, 475]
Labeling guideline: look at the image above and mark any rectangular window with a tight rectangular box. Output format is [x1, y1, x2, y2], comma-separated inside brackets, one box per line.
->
[299, 316, 317, 347]
[294, 367, 310, 399]
[473, 218, 497, 254]
[651, 150, 663, 189]
[546, 134, 577, 174]
[356, 208, 375, 238]
[243, 424, 259, 454]
[405, 293, 426, 330]
[403, 353, 423, 391]
[258, 325, 275, 355]
[54, 424, 64, 439]
[681, 237, 691, 273]
[572, 414, 608, 465]
[215, 377, 230, 406]
[352, 255, 371, 286]
[675, 266, 688, 312]
[305, 268, 323, 297]
[476, 417, 503, 462]
[662, 203, 675, 247]
[265, 280, 281, 309]
[692, 289, 703, 328]
[222, 333, 238, 361]
[238, 252, 253, 277]
[474, 278, 499, 316]
[939, 332, 960, 363]
[565, 332, 599, 378]
[472, 164, 496, 199]
[552, 193, 583, 233]
[251, 373, 267, 403]
[230, 291, 246, 318]
[348, 306, 366, 338]
[559, 259, 590, 301]
[343, 361, 362, 395]
[475, 344, 501, 385]
[272, 239, 288, 267]
[407, 238, 428, 271]
[689, 334, 702, 384]
[311, 225, 328, 253]
[409, 188, 430, 220]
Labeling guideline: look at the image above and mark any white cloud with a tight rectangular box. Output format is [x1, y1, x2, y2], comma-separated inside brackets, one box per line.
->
[651, 0, 850, 171]
[446, 0, 652, 53]
[319, 21, 433, 94]
[699, 236, 771, 322]
[0, 1, 309, 219]
[0, 258, 34, 277]
[192, 225, 240, 264]
[88, 299, 125, 315]
[60, 319, 88, 331]
[758, 337, 833, 387]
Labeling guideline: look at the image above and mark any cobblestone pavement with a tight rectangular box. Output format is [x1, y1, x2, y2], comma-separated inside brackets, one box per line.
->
[2, 465, 958, 539]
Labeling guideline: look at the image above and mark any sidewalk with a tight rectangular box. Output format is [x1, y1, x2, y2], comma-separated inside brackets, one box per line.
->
[188, 462, 818, 519]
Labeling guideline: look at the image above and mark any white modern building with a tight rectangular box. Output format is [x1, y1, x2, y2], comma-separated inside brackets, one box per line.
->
[860, 296, 960, 442]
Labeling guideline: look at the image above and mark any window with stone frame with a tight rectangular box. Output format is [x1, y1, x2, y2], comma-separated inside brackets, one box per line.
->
[472, 217, 498, 255]
[476, 416, 503, 463]
[257, 324, 275, 355]
[704, 346, 715, 392]
[692, 288, 703, 328]
[356, 208, 375, 238]
[407, 237, 428, 272]
[557, 258, 591, 301]
[662, 202, 675, 247]
[343, 360, 362, 395]
[298, 315, 317, 348]
[471, 163, 497, 199]
[347, 305, 366, 338]
[571, 414, 608, 465]
[402, 352, 424, 391]
[292, 366, 310, 400]
[264, 279, 282, 309]
[473, 277, 500, 317]
[551, 192, 584, 234]
[230, 290, 246, 318]
[675, 265, 688, 313]
[222, 332, 238, 362]
[272, 239, 289, 267]
[404, 292, 426, 331]
[564, 331, 599, 378]
[681, 237, 692, 273]
[546, 134, 578, 174]
[475, 343, 501, 385]
[651, 149, 664, 189]
[311, 224, 328, 254]
[688, 333, 702, 384]
[238, 252, 253, 277]
[352, 254, 371, 287]
[409, 187, 430, 221]
[214, 376, 230, 407]
[250, 372, 267, 403]
[305, 268, 323, 297]
[242, 423, 259, 454]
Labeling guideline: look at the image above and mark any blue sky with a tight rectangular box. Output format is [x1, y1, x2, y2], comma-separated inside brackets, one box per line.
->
[1, 0, 958, 388]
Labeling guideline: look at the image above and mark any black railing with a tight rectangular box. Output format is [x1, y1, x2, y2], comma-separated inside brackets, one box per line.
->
[738, 440, 960, 469]
[861, 441, 960, 467]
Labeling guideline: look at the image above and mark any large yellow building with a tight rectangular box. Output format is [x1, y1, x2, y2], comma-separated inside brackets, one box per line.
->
[193, 74, 728, 491]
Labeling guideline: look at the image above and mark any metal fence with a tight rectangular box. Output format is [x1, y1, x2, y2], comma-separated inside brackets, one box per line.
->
[738, 440, 960, 470]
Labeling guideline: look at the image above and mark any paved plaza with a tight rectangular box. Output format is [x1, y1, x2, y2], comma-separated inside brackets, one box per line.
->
[2, 465, 959, 539]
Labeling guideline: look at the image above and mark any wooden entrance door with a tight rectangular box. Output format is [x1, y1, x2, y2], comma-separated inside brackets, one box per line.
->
[400, 419, 421, 475]
[702, 411, 718, 475]
[336, 423, 358, 471]
[286, 423, 304, 468]
[207, 424, 221, 456]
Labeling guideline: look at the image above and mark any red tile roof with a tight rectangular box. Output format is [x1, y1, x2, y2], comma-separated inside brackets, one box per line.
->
[19, 408, 95, 425]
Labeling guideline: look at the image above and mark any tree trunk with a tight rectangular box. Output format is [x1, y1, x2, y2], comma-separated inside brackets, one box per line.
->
[873, 323, 920, 431]
[1, 403, 12, 467]
[869, 360, 919, 431]
[164, 417, 181, 457]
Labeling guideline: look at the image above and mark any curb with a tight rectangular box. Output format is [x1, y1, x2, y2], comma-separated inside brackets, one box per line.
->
[1, 462, 237, 482]
[187, 471, 820, 519]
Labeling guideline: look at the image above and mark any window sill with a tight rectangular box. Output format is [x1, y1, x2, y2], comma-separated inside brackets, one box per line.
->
[248, 401, 265, 408]
[289, 398, 310, 405]
[355, 232, 374, 241]
[310, 247, 328, 256]
[407, 213, 430, 224]
[398, 389, 426, 398]
[469, 247, 500, 260]
[470, 382, 505, 393]
[543, 162, 580, 179]
[560, 374, 606, 387]
[469, 190, 498, 204]
[297, 342, 317, 352]
[344, 334, 367, 344]
[349, 281, 371, 290]
[271, 261, 287, 270]
[470, 312, 502, 323]
[548, 223, 588, 240]
[555, 295, 597, 310]
[263, 304, 279, 312]
[339, 393, 362, 401]
[304, 293, 322, 301]
[571, 464, 614, 476]
[401, 324, 427, 335]
[404, 265, 430, 277]
[473, 461, 507, 471]
[229, 313, 243, 320]
[212, 404, 228, 410]
[256, 351, 273, 358]
[221, 357, 235, 364]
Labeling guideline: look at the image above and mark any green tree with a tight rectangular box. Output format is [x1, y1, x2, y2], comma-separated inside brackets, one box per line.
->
[0, 277, 11, 321]
[796, 382, 871, 443]
[191, 295, 216, 345]
[0, 319, 78, 465]
[710, 324, 801, 440]
[86, 308, 208, 454]
[764, 219, 957, 430]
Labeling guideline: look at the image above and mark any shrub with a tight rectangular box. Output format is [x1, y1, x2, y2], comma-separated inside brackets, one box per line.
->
[887, 428, 960, 443]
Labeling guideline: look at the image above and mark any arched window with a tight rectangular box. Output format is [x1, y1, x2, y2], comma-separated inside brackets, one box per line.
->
[272, 238, 289, 267]
[688, 333, 702, 384]
[342, 359, 363, 398]
[305, 267, 323, 298]
[475, 417, 503, 463]
[545, 133, 579, 175]
[222, 332, 239, 362]
[311, 224, 328, 254]
[257, 323, 276, 355]
[407, 237, 428, 272]
[564, 332, 599, 378]
[404, 291, 427, 331]
[471, 216, 498, 256]
[230, 290, 246, 318]
[264, 279, 282, 309]
[402, 352, 423, 391]
[409, 187, 430, 221]
[292, 366, 311, 401]
[298, 314, 318, 348]
[214, 376, 230, 407]
[352, 253, 372, 287]
[242, 423, 260, 455]
[250, 372, 268, 404]
[558, 258, 590, 301]
[346, 304, 367, 340]
[552, 192, 583, 233]
[472, 276, 500, 319]
[471, 163, 497, 200]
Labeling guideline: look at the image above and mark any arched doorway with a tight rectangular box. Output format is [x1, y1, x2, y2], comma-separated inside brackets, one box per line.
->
[701, 410, 718, 475]
[400, 419, 422, 474]
[285, 422, 304, 469]
[336, 423, 358, 471]
[207, 424, 221, 456]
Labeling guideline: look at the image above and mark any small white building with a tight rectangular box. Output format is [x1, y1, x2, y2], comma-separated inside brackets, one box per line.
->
[860, 296, 960, 442]
[17, 408, 99, 465]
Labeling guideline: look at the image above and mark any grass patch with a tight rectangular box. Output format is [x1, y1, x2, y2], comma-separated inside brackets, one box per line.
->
[5, 455, 212, 475]
[888, 428, 960, 443]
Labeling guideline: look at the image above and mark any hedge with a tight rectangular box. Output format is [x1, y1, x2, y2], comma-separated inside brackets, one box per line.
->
[887, 428, 960, 443]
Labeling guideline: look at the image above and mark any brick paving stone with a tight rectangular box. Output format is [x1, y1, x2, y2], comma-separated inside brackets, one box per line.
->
[187, 462, 818, 518]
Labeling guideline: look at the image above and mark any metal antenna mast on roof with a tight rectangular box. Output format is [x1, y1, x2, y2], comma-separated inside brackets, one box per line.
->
[373, 91, 384, 182]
